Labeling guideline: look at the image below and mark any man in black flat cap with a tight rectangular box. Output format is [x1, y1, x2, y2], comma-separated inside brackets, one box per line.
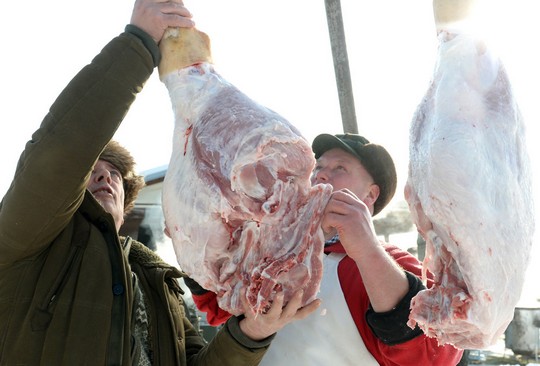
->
[262, 132, 459, 365]
[256, 133, 462, 364]
[186, 132, 463, 365]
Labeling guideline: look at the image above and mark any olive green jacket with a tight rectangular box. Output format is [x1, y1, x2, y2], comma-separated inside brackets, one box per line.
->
[0, 29, 269, 365]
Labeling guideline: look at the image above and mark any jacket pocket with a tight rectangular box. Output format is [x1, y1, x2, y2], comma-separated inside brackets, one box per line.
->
[31, 214, 91, 331]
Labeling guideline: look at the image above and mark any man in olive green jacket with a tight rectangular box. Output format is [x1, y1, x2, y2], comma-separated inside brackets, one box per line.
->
[0, 1, 319, 365]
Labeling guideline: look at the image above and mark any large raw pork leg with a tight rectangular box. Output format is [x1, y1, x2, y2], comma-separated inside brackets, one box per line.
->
[405, 1, 535, 349]
[158, 28, 331, 315]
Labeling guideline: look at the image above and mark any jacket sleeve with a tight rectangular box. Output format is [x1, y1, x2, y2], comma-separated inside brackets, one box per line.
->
[379, 245, 464, 365]
[0, 30, 155, 264]
[138, 255, 271, 366]
[186, 315, 273, 366]
[338, 243, 463, 365]
[365, 271, 424, 344]
[182, 275, 233, 326]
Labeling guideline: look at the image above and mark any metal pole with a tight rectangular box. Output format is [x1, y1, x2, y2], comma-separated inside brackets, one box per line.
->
[324, 0, 358, 134]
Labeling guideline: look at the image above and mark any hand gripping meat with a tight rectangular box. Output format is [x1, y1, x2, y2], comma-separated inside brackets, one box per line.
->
[158, 28, 332, 316]
[405, 0, 535, 349]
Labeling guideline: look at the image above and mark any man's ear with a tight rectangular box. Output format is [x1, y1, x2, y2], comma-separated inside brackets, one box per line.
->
[363, 184, 380, 208]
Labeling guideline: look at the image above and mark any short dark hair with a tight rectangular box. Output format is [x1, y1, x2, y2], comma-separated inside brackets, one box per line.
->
[312, 133, 397, 216]
[98, 141, 145, 215]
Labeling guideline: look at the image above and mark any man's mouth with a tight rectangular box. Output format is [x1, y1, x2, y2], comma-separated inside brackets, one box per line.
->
[92, 187, 113, 198]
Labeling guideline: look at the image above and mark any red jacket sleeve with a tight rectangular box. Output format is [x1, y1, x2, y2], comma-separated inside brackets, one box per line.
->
[191, 291, 232, 326]
[328, 242, 463, 365]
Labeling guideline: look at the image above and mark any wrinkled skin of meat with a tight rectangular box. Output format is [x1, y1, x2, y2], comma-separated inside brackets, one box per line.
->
[405, 31, 535, 349]
[161, 63, 332, 315]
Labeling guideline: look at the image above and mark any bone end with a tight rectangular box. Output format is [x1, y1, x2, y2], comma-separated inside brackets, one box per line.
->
[433, 0, 476, 33]
[158, 27, 213, 79]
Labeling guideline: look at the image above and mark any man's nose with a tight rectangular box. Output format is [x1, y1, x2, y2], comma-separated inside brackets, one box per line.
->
[93, 168, 112, 183]
[311, 169, 328, 185]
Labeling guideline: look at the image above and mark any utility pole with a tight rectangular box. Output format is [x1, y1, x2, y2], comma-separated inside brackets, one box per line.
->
[324, 0, 358, 134]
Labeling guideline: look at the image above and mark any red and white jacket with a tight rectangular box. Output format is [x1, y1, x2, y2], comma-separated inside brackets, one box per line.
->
[188, 240, 463, 365]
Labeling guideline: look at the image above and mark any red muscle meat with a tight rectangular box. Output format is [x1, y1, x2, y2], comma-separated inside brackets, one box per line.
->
[405, 9, 535, 349]
[158, 28, 331, 315]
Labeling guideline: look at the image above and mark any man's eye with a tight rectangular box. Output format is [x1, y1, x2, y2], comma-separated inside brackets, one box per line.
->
[111, 170, 122, 180]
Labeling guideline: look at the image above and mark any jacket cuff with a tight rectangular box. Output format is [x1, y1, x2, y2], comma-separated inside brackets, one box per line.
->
[182, 275, 210, 296]
[225, 315, 275, 349]
[124, 24, 161, 67]
[365, 271, 425, 345]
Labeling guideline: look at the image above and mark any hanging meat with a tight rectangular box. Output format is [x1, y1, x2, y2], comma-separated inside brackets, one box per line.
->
[405, 0, 535, 349]
[158, 28, 331, 316]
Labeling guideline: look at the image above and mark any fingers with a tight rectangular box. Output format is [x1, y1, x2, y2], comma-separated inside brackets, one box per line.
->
[130, 0, 196, 43]
[282, 291, 321, 321]
[322, 189, 369, 232]
[294, 298, 322, 320]
[239, 289, 257, 318]
[279, 290, 304, 319]
[256, 289, 316, 322]
[161, 12, 196, 30]
[328, 189, 361, 208]
[264, 292, 285, 318]
[160, 1, 193, 19]
[238, 290, 321, 340]
[278, 290, 321, 321]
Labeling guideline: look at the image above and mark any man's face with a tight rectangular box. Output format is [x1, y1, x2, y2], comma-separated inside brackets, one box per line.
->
[311, 148, 376, 202]
[87, 160, 125, 229]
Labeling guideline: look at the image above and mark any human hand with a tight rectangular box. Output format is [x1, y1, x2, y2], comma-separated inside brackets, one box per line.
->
[321, 189, 379, 261]
[239, 290, 321, 341]
[322, 189, 410, 312]
[130, 0, 195, 43]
